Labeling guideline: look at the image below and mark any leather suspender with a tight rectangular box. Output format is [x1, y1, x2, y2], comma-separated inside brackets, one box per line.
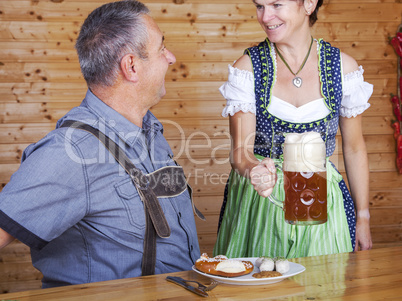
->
[60, 120, 204, 276]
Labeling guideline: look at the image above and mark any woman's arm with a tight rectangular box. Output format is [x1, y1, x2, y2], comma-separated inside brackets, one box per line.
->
[339, 113, 372, 251]
[229, 55, 277, 197]
[339, 52, 372, 251]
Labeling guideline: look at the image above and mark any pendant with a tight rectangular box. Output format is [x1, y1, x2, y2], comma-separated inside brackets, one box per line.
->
[293, 77, 302, 88]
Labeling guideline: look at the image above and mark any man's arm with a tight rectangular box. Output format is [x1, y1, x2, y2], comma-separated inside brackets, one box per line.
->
[0, 227, 15, 248]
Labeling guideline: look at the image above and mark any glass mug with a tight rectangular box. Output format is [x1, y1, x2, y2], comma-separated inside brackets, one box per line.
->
[268, 132, 327, 225]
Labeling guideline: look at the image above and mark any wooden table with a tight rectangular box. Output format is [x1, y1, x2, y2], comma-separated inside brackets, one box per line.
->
[2, 246, 402, 300]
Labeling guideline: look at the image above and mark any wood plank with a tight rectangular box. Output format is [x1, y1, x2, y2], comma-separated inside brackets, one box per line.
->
[0, 78, 392, 104]
[0, 123, 55, 144]
[0, 41, 78, 62]
[371, 225, 402, 243]
[338, 134, 396, 154]
[0, 279, 42, 294]
[369, 189, 402, 207]
[0, 61, 396, 84]
[1, 21, 399, 43]
[342, 171, 402, 191]
[161, 21, 400, 43]
[0, 0, 397, 8]
[372, 242, 402, 249]
[0, 240, 32, 262]
[0, 81, 224, 102]
[0, 143, 29, 164]
[0, 163, 21, 183]
[0, 101, 394, 137]
[0, 3, 400, 23]
[196, 214, 220, 234]
[0, 261, 42, 282]
[1, 110, 394, 139]
[193, 195, 225, 215]
[0, 102, 79, 123]
[0, 95, 395, 122]
[334, 152, 399, 173]
[370, 208, 402, 226]
[0, 40, 396, 65]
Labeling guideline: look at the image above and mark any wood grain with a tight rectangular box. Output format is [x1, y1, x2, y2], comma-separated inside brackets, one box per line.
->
[0, 0, 401, 293]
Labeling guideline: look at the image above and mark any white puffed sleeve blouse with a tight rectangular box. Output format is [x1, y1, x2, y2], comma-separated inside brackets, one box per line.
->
[220, 64, 373, 122]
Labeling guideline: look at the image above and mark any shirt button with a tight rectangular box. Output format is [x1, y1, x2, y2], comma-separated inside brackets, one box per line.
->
[179, 212, 182, 218]
[191, 245, 193, 251]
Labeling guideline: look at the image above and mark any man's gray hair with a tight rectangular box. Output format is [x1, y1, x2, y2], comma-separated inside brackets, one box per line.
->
[75, 0, 150, 88]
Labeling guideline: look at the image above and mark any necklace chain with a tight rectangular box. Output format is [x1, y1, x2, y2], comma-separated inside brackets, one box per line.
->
[274, 36, 314, 88]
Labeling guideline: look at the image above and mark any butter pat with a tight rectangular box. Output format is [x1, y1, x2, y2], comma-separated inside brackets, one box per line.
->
[216, 260, 246, 273]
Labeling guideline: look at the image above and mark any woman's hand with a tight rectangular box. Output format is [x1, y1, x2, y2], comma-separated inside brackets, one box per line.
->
[355, 210, 373, 251]
[250, 158, 277, 197]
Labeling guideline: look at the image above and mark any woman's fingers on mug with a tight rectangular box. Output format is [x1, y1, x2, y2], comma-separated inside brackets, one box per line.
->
[260, 158, 277, 174]
[250, 159, 276, 179]
[250, 164, 277, 197]
[257, 187, 274, 198]
[250, 164, 276, 185]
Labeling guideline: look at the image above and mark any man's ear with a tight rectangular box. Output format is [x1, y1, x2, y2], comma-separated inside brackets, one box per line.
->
[120, 53, 139, 83]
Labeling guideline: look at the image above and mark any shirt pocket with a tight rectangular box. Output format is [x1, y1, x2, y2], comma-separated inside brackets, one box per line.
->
[115, 178, 146, 230]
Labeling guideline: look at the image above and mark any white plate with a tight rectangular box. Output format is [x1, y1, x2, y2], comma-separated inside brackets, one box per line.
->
[192, 257, 305, 286]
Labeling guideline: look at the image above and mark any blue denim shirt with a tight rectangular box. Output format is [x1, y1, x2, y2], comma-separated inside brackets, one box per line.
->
[0, 90, 200, 288]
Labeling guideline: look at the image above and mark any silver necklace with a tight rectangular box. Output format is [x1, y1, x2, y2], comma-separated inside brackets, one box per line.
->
[274, 36, 314, 88]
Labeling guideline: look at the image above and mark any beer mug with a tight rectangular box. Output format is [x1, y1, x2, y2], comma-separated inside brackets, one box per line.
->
[268, 132, 327, 225]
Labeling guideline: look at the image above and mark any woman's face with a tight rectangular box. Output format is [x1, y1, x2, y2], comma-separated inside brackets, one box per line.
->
[253, 0, 308, 43]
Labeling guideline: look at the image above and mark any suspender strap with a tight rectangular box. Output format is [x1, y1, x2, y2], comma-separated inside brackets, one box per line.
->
[143, 209, 157, 275]
[60, 120, 169, 275]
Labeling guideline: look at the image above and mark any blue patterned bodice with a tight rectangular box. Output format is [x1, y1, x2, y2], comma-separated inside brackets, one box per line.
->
[246, 39, 343, 158]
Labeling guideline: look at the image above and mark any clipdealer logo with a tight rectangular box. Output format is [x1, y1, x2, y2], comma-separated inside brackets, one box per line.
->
[62, 118, 233, 185]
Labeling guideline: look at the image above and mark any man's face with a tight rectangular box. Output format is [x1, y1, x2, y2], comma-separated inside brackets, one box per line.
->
[140, 15, 176, 106]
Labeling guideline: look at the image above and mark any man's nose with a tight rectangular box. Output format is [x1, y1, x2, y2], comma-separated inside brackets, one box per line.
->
[166, 49, 176, 65]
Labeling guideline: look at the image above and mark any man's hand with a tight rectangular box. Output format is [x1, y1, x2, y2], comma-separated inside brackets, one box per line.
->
[249, 158, 277, 197]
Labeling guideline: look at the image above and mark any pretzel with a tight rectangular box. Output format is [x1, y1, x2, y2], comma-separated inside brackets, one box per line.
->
[195, 253, 254, 277]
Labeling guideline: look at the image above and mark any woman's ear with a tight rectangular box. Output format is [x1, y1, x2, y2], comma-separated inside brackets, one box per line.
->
[303, 0, 318, 15]
[120, 54, 139, 83]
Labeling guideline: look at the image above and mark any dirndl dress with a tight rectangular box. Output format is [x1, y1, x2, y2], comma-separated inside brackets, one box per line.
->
[214, 39, 359, 258]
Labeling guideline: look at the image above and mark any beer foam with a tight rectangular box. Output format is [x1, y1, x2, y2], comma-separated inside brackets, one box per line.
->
[283, 132, 326, 172]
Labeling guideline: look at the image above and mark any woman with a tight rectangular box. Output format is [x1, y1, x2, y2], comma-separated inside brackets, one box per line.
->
[214, 0, 373, 258]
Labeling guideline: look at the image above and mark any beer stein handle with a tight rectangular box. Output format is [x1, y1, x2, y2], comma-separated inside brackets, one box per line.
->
[267, 195, 284, 209]
[267, 164, 284, 209]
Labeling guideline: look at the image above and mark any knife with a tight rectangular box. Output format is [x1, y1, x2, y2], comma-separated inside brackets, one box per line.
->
[166, 276, 209, 297]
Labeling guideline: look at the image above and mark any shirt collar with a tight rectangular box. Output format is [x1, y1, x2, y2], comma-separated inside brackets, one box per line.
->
[59, 89, 163, 147]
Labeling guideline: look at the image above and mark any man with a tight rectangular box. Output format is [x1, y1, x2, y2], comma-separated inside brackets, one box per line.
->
[0, 0, 201, 288]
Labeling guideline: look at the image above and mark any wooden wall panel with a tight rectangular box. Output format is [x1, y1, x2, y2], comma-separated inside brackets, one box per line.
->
[0, 0, 401, 293]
